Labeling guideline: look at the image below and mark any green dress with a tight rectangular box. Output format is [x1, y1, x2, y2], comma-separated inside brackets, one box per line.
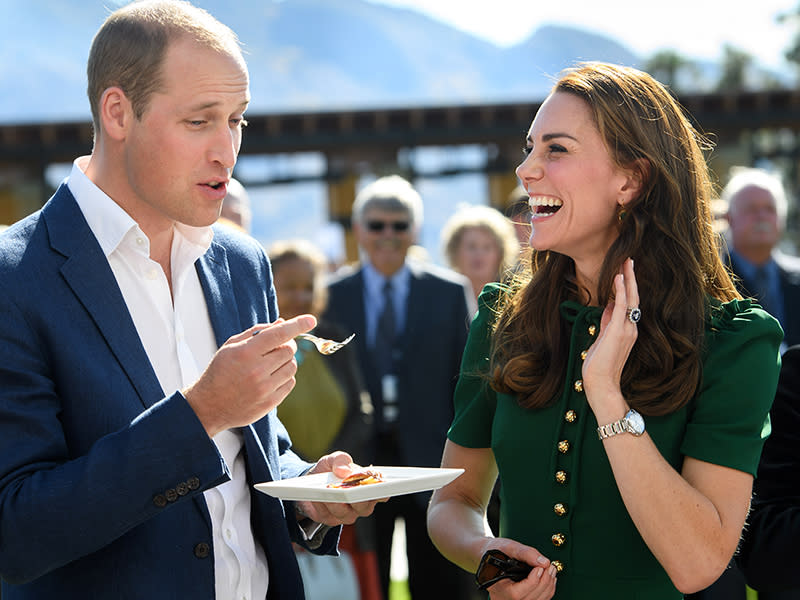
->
[448, 284, 783, 599]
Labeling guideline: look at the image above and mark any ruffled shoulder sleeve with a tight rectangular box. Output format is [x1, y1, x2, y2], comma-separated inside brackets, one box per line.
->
[682, 298, 783, 475]
[447, 283, 507, 448]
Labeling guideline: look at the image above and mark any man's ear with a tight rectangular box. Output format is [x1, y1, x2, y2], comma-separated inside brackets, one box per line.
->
[98, 86, 133, 142]
[619, 158, 650, 206]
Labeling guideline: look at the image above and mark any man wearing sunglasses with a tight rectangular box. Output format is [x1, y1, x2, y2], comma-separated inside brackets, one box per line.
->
[324, 175, 474, 600]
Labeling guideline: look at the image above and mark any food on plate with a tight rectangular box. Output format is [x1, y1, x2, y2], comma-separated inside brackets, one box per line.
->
[327, 467, 385, 488]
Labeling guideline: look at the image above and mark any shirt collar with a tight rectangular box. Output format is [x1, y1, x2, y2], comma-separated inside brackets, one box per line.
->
[362, 261, 410, 296]
[66, 156, 214, 261]
[730, 249, 778, 280]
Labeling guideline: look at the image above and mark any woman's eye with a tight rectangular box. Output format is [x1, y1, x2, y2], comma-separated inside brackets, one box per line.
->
[548, 144, 567, 153]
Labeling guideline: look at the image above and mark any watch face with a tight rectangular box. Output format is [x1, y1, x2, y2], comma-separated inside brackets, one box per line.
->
[625, 410, 645, 435]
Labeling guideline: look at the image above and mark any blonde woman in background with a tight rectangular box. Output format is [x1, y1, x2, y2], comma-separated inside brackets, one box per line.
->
[441, 204, 520, 313]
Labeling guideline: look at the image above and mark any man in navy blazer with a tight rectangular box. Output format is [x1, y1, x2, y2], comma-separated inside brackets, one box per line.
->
[0, 3, 377, 598]
[722, 167, 800, 351]
[323, 175, 474, 600]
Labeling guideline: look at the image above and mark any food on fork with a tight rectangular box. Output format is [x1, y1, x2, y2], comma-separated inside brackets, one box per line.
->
[327, 467, 385, 488]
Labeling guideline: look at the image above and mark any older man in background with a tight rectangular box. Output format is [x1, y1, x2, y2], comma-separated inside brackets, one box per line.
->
[724, 167, 800, 350]
[324, 175, 474, 600]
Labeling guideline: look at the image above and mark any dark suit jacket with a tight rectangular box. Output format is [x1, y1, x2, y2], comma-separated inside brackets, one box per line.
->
[737, 345, 800, 594]
[0, 185, 337, 599]
[728, 251, 800, 348]
[323, 261, 471, 471]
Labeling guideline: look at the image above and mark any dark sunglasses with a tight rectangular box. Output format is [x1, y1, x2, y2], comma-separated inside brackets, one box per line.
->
[365, 220, 410, 233]
[475, 549, 532, 591]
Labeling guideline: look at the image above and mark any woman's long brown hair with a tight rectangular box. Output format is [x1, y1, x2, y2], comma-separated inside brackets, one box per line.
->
[490, 62, 739, 416]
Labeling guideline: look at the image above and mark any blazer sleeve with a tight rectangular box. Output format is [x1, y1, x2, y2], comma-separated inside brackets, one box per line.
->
[0, 300, 228, 583]
[737, 345, 800, 592]
[0, 225, 236, 583]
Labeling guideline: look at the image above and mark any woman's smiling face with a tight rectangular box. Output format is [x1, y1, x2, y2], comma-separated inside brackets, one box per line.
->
[515, 91, 631, 271]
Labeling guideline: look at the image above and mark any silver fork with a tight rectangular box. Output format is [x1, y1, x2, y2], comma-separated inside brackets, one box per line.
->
[296, 332, 355, 355]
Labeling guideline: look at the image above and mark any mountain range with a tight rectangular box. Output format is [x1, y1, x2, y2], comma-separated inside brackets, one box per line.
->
[0, 0, 643, 124]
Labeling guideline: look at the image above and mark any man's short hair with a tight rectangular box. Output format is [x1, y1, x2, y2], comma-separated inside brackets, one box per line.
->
[722, 167, 789, 227]
[351, 175, 424, 229]
[87, 0, 244, 133]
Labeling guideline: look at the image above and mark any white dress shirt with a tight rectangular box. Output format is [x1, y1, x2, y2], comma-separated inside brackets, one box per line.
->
[68, 157, 269, 600]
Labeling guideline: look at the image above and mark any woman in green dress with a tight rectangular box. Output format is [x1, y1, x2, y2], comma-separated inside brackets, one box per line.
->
[427, 62, 783, 599]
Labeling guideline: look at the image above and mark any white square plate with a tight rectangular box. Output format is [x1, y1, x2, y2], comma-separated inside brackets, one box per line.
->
[254, 466, 464, 503]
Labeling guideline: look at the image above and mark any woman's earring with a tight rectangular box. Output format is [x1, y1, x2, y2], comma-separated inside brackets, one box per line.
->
[617, 207, 628, 222]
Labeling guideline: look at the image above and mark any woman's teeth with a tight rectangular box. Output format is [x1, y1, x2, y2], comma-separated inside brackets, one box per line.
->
[528, 196, 563, 216]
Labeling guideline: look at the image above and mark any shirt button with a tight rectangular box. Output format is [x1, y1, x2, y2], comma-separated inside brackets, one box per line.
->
[555, 470, 567, 484]
[558, 440, 570, 454]
[136, 237, 145, 246]
[194, 542, 210, 559]
[564, 409, 577, 423]
[551, 533, 566, 547]
[147, 268, 159, 280]
[554, 503, 567, 517]
[225, 528, 233, 540]
[573, 380, 583, 393]
[588, 324, 597, 336]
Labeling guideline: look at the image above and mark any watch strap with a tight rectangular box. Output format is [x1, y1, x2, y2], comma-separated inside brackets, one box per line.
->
[597, 418, 628, 440]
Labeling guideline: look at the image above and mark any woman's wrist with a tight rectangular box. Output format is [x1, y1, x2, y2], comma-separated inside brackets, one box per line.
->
[587, 389, 629, 424]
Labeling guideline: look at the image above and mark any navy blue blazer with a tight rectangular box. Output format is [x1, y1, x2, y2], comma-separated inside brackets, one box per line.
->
[323, 262, 471, 471]
[728, 251, 800, 348]
[0, 185, 336, 599]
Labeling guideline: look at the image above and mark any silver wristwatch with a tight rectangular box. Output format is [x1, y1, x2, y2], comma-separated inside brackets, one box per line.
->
[597, 409, 645, 440]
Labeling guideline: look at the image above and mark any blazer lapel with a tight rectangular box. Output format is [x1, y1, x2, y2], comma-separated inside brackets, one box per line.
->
[45, 187, 164, 410]
[195, 241, 242, 347]
[342, 269, 370, 360]
[196, 241, 282, 479]
[399, 263, 425, 359]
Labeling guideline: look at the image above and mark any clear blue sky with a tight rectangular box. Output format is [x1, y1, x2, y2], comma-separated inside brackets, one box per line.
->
[368, 0, 798, 70]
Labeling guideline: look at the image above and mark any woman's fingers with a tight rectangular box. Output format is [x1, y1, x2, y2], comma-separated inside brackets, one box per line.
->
[623, 258, 640, 318]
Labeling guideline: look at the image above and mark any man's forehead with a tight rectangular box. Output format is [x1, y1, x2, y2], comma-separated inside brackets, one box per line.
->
[364, 207, 409, 219]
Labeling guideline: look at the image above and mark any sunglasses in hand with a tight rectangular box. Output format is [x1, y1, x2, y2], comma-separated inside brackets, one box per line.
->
[475, 549, 533, 590]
